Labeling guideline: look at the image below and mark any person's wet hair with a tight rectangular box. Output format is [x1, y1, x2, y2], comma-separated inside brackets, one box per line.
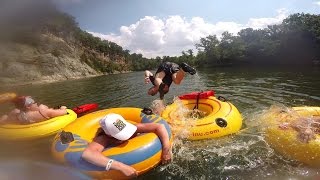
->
[150, 100, 166, 115]
[12, 96, 35, 110]
[95, 127, 106, 138]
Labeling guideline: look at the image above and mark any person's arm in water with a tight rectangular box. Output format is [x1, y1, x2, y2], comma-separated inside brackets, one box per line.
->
[296, 117, 320, 143]
[82, 135, 138, 178]
[136, 123, 172, 163]
[279, 117, 319, 143]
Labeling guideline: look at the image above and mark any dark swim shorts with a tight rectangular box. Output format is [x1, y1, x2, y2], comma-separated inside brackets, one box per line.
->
[155, 62, 180, 86]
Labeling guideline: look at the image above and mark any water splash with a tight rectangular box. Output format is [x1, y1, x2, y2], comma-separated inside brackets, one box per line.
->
[165, 97, 209, 139]
[151, 104, 320, 179]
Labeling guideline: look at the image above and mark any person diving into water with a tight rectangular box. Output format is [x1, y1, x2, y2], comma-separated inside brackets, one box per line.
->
[144, 62, 196, 100]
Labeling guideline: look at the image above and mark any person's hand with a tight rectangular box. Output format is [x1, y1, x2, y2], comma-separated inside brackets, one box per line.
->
[298, 128, 315, 143]
[144, 76, 151, 84]
[60, 106, 67, 110]
[161, 145, 172, 164]
[120, 164, 138, 178]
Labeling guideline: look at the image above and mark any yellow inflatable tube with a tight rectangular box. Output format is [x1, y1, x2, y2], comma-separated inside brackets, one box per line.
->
[0, 109, 77, 141]
[51, 107, 172, 179]
[162, 95, 243, 140]
[0, 93, 17, 104]
[265, 106, 320, 167]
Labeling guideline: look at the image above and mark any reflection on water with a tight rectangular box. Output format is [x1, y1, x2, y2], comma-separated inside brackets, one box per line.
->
[0, 67, 319, 179]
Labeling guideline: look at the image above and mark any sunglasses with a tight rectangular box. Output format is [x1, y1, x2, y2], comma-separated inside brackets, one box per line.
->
[24, 97, 36, 106]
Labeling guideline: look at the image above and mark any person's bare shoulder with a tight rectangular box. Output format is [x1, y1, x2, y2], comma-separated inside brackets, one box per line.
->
[10, 108, 20, 115]
[39, 104, 49, 109]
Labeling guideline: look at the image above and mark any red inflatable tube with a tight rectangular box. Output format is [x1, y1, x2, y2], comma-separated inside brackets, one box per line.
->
[72, 103, 98, 115]
[178, 90, 215, 100]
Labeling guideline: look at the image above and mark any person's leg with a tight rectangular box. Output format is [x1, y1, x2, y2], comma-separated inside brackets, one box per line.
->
[154, 72, 167, 99]
[144, 70, 153, 77]
[147, 76, 163, 96]
[172, 70, 185, 85]
[154, 71, 165, 86]
[147, 71, 165, 95]
[179, 62, 196, 75]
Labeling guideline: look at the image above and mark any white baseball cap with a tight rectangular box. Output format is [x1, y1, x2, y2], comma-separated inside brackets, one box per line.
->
[99, 113, 137, 141]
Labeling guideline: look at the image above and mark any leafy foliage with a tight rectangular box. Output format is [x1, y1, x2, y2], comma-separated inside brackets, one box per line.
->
[3, 0, 319, 72]
[194, 13, 320, 66]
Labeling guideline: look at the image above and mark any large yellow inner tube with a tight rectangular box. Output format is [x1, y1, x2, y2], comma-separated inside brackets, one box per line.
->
[0, 109, 77, 141]
[265, 106, 320, 167]
[51, 107, 172, 180]
[0, 93, 17, 104]
[161, 96, 243, 140]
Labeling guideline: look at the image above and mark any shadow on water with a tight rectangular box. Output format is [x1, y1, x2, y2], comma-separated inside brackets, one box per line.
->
[0, 67, 319, 179]
[0, 160, 90, 180]
[0, 135, 91, 179]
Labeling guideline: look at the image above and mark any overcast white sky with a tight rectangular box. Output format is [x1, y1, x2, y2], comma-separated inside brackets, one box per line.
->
[57, 0, 320, 58]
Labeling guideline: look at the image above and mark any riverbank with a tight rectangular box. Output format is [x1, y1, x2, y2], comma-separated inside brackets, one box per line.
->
[0, 31, 132, 88]
[0, 70, 133, 88]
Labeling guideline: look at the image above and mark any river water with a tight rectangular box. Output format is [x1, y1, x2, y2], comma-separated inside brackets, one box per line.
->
[0, 67, 319, 179]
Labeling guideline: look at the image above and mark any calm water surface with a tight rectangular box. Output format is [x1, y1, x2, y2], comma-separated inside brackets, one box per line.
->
[0, 67, 319, 180]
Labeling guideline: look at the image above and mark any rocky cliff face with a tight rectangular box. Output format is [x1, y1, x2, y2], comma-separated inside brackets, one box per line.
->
[0, 34, 102, 85]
